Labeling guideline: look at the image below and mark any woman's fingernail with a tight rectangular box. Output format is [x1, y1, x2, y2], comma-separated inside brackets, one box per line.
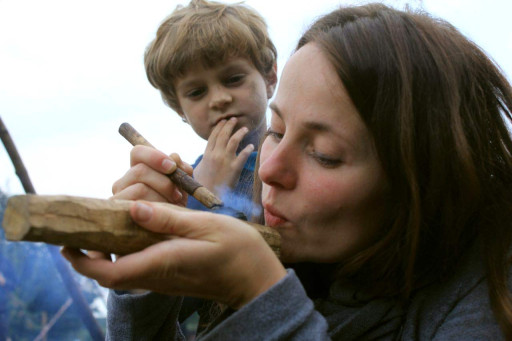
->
[162, 159, 176, 173]
[172, 189, 182, 201]
[134, 202, 153, 221]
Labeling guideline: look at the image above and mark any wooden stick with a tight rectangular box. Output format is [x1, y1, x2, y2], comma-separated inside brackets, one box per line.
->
[119, 122, 223, 209]
[2, 194, 281, 257]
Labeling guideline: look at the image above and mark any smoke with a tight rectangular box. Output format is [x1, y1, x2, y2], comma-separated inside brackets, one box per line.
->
[216, 185, 262, 221]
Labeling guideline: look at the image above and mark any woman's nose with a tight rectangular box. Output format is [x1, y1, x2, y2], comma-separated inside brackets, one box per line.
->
[209, 86, 232, 110]
[258, 140, 297, 190]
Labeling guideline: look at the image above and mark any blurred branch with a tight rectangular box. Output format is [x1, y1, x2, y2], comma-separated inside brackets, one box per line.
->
[0, 117, 35, 194]
[34, 298, 73, 341]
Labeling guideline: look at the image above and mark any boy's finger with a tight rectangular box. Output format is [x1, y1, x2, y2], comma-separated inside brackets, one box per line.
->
[214, 117, 238, 148]
[232, 144, 254, 169]
[226, 126, 249, 154]
[206, 119, 227, 151]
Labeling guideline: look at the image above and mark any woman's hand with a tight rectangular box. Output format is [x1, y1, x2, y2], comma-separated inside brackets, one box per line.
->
[61, 201, 286, 309]
[194, 117, 254, 195]
[111, 146, 192, 206]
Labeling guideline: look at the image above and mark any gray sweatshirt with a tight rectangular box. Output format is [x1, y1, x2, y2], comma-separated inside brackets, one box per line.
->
[106, 241, 506, 340]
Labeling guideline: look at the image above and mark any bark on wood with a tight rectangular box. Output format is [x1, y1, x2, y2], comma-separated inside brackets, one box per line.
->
[3, 194, 281, 257]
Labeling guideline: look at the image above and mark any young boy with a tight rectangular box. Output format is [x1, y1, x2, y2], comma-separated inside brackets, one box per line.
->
[140, 0, 277, 335]
[144, 0, 277, 220]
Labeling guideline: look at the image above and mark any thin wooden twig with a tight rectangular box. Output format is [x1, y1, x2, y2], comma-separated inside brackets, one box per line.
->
[33, 298, 73, 341]
[0, 117, 35, 194]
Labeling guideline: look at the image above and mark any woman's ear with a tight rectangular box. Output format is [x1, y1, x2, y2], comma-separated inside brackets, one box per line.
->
[265, 63, 278, 99]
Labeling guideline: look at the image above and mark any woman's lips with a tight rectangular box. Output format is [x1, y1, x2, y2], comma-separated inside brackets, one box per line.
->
[263, 205, 288, 227]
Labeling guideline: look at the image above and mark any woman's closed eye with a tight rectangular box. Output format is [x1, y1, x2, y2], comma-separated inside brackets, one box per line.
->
[309, 151, 342, 168]
[265, 128, 284, 141]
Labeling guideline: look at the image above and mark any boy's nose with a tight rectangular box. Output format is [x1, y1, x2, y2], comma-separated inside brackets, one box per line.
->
[209, 87, 232, 110]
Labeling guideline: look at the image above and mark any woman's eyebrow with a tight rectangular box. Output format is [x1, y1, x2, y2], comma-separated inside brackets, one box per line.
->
[271, 101, 359, 148]
[302, 120, 330, 132]
[269, 102, 282, 118]
[270, 102, 330, 132]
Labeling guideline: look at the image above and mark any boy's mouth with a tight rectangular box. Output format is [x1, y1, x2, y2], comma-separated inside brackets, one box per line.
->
[213, 114, 242, 126]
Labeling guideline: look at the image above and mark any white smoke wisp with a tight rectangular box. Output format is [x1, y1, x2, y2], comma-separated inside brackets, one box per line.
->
[216, 185, 262, 222]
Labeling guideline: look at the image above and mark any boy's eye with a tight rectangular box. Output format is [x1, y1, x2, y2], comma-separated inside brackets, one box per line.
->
[225, 74, 245, 86]
[186, 88, 205, 98]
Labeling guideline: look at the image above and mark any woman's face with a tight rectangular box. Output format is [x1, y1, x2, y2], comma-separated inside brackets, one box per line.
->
[259, 44, 389, 263]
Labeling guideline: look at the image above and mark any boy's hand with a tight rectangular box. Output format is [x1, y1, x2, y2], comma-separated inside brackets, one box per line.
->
[194, 117, 254, 195]
[111, 146, 192, 207]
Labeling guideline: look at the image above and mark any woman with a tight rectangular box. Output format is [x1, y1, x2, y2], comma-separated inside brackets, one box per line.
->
[62, 3, 512, 339]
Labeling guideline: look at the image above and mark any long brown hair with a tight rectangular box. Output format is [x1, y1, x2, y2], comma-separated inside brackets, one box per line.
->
[257, 3, 512, 336]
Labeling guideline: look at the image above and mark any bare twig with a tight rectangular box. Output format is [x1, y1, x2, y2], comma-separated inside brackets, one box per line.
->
[33, 298, 73, 341]
[0, 117, 35, 194]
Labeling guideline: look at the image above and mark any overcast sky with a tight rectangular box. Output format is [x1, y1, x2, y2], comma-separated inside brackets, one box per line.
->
[1, 0, 511, 199]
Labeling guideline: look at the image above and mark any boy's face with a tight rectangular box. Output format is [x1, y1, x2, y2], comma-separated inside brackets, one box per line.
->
[174, 58, 275, 140]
